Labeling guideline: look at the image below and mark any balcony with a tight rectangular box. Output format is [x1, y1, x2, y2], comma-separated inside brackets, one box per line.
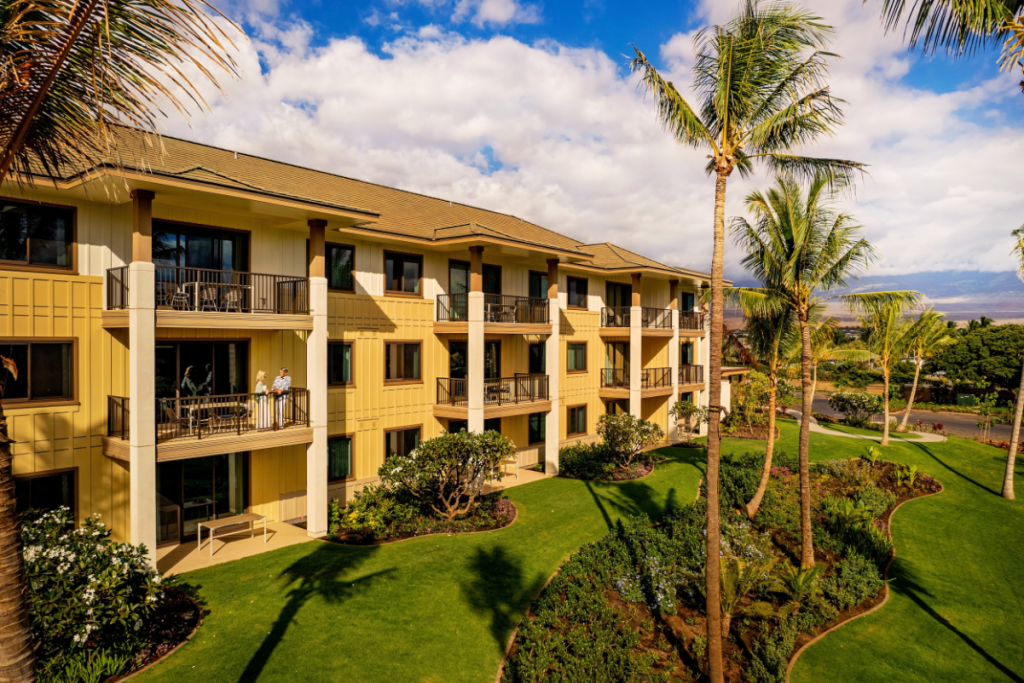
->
[679, 311, 705, 334]
[599, 367, 673, 398]
[102, 265, 313, 331]
[599, 306, 676, 338]
[434, 294, 551, 334]
[679, 364, 705, 387]
[102, 390, 314, 461]
[434, 374, 551, 419]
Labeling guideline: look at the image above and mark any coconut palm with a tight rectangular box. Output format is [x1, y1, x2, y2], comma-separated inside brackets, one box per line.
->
[0, 0, 240, 185]
[629, 4, 864, 675]
[731, 172, 918, 568]
[1003, 226, 1024, 500]
[859, 299, 923, 446]
[898, 309, 953, 432]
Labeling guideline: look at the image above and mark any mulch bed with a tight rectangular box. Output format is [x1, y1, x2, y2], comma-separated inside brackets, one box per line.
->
[329, 499, 518, 546]
[724, 425, 781, 441]
[107, 589, 203, 682]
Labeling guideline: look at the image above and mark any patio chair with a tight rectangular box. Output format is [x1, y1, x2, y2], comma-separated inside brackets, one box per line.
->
[222, 287, 242, 313]
[199, 286, 220, 312]
[160, 405, 189, 439]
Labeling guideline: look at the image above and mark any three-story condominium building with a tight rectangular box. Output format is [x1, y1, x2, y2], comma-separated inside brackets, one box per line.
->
[4, 128, 714, 566]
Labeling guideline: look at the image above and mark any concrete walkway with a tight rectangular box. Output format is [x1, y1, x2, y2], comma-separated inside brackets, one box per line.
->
[786, 409, 948, 443]
[156, 522, 314, 576]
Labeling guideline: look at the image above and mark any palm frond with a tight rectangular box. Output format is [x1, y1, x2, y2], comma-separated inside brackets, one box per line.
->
[876, 0, 1020, 56]
[837, 291, 922, 314]
[629, 46, 716, 153]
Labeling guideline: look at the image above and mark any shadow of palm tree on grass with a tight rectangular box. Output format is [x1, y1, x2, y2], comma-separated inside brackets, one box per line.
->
[908, 441, 1000, 496]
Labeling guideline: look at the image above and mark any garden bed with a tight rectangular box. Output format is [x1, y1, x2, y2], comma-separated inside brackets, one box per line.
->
[501, 454, 941, 683]
[723, 425, 781, 441]
[107, 590, 203, 682]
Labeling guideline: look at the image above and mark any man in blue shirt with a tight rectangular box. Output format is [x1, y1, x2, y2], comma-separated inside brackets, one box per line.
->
[271, 367, 292, 428]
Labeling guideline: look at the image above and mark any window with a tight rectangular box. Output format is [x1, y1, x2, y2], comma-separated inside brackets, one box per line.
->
[606, 282, 631, 308]
[0, 199, 74, 269]
[447, 419, 468, 433]
[528, 412, 546, 444]
[484, 340, 501, 380]
[385, 342, 421, 382]
[385, 426, 421, 458]
[567, 276, 588, 309]
[529, 271, 548, 299]
[327, 243, 355, 291]
[681, 341, 694, 364]
[385, 251, 422, 295]
[567, 405, 587, 436]
[0, 341, 73, 402]
[680, 392, 693, 403]
[154, 221, 247, 271]
[328, 436, 353, 481]
[16, 470, 75, 517]
[328, 342, 353, 385]
[484, 417, 501, 434]
[567, 342, 587, 372]
[680, 292, 695, 312]
[483, 264, 502, 295]
[528, 342, 545, 374]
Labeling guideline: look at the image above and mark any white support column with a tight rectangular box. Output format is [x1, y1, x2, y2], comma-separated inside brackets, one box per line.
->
[128, 261, 157, 568]
[305, 275, 329, 538]
[669, 308, 680, 439]
[468, 291, 485, 432]
[544, 298, 561, 474]
[629, 305, 642, 418]
[698, 307, 711, 436]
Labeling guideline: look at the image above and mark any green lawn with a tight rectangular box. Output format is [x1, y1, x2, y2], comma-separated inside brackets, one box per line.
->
[818, 421, 922, 439]
[137, 424, 1024, 683]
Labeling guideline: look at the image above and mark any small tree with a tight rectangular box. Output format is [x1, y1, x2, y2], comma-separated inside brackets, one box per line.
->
[827, 390, 885, 427]
[378, 430, 514, 520]
[597, 413, 664, 469]
[670, 399, 709, 443]
[734, 371, 771, 436]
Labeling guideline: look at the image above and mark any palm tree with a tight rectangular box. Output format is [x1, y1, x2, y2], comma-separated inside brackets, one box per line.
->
[629, 4, 864, 675]
[898, 309, 952, 432]
[731, 173, 917, 568]
[859, 299, 923, 446]
[1002, 226, 1024, 500]
[0, 0, 240, 185]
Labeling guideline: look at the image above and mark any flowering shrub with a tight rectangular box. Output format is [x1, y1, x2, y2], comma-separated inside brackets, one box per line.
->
[21, 508, 164, 679]
[827, 390, 884, 425]
[597, 413, 664, 469]
[558, 441, 615, 480]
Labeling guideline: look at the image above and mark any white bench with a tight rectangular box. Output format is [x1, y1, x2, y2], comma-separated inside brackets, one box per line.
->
[197, 513, 267, 556]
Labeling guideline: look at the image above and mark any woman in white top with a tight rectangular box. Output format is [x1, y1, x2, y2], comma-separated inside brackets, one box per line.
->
[254, 370, 271, 430]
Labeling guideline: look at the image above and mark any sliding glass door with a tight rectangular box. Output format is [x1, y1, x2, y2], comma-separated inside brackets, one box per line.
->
[154, 341, 249, 399]
[157, 453, 248, 545]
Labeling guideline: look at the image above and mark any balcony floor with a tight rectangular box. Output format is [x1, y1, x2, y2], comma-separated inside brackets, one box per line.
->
[101, 309, 313, 331]
[103, 425, 315, 462]
[433, 399, 552, 420]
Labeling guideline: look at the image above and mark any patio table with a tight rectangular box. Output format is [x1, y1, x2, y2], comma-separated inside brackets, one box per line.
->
[197, 512, 267, 556]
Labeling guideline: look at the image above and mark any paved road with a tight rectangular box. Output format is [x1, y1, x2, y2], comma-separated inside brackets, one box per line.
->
[804, 393, 1013, 441]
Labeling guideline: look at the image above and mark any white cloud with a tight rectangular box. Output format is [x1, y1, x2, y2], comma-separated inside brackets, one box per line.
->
[161, 0, 1022, 281]
[452, 0, 541, 28]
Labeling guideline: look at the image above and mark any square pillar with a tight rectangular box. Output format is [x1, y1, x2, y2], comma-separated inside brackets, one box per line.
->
[468, 291, 485, 432]
[629, 305, 642, 418]
[670, 308, 680, 438]
[306, 275, 329, 537]
[545, 300, 561, 474]
[128, 261, 157, 568]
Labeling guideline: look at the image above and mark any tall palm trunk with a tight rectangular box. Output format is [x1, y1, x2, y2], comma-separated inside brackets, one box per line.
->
[810, 363, 818, 405]
[0, 402, 35, 681]
[898, 354, 922, 432]
[704, 166, 728, 683]
[1002, 362, 1024, 500]
[881, 369, 891, 447]
[797, 311, 815, 568]
[744, 375, 776, 519]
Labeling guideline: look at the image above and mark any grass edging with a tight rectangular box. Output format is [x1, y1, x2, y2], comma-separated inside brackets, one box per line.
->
[322, 500, 520, 547]
[783, 480, 946, 682]
[106, 592, 204, 683]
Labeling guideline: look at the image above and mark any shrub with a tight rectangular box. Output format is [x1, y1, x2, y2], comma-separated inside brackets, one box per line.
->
[328, 498, 342, 536]
[828, 390, 884, 424]
[597, 413, 664, 468]
[854, 485, 897, 518]
[341, 483, 419, 534]
[21, 508, 164, 678]
[669, 399, 708, 442]
[559, 441, 615, 480]
[379, 430, 515, 519]
[823, 553, 885, 610]
[718, 451, 766, 510]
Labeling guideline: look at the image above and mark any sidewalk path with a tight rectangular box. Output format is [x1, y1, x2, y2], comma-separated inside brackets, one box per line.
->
[786, 409, 948, 443]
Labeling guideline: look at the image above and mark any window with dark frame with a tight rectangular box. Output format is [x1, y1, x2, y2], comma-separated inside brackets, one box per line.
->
[528, 342, 545, 374]
[327, 243, 355, 291]
[0, 341, 73, 402]
[385, 426, 421, 458]
[328, 341, 353, 385]
[484, 417, 501, 434]
[15, 470, 75, 516]
[384, 251, 423, 295]
[567, 405, 587, 436]
[567, 276, 588, 308]
[567, 342, 587, 372]
[385, 342, 421, 382]
[680, 292, 695, 312]
[528, 412, 546, 444]
[529, 271, 548, 299]
[0, 199, 74, 269]
[483, 264, 502, 295]
[328, 435, 352, 481]
[447, 419, 468, 433]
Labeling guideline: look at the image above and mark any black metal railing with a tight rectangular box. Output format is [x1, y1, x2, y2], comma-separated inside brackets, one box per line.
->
[484, 294, 549, 324]
[437, 293, 469, 322]
[600, 368, 629, 389]
[153, 389, 309, 442]
[153, 266, 309, 314]
[485, 374, 549, 406]
[680, 311, 704, 331]
[600, 306, 630, 327]
[437, 377, 469, 406]
[108, 396, 129, 439]
[679, 364, 705, 385]
[642, 367, 671, 389]
[107, 266, 129, 310]
[642, 307, 672, 329]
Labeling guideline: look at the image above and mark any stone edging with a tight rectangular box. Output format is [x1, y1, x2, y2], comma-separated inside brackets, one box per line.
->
[320, 500, 519, 547]
[106, 592, 204, 682]
[783, 480, 946, 682]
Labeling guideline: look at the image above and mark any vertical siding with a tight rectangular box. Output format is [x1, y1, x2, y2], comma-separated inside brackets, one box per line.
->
[559, 308, 603, 441]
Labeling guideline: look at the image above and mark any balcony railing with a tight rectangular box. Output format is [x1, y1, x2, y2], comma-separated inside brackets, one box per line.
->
[108, 396, 129, 439]
[679, 364, 705, 385]
[680, 311, 704, 331]
[436, 294, 550, 324]
[104, 266, 310, 314]
[642, 307, 672, 329]
[437, 377, 469, 406]
[642, 367, 671, 389]
[601, 368, 629, 389]
[600, 307, 630, 327]
[436, 374, 549, 407]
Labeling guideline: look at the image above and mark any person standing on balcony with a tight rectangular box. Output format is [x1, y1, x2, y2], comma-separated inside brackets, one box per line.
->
[181, 366, 199, 397]
[254, 370, 270, 430]
[271, 367, 292, 429]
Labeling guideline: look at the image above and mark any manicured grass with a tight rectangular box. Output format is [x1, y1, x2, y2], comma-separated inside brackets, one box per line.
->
[136, 449, 706, 683]
[138, 424, 1024, 683]
[818, 421, 922, 439]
